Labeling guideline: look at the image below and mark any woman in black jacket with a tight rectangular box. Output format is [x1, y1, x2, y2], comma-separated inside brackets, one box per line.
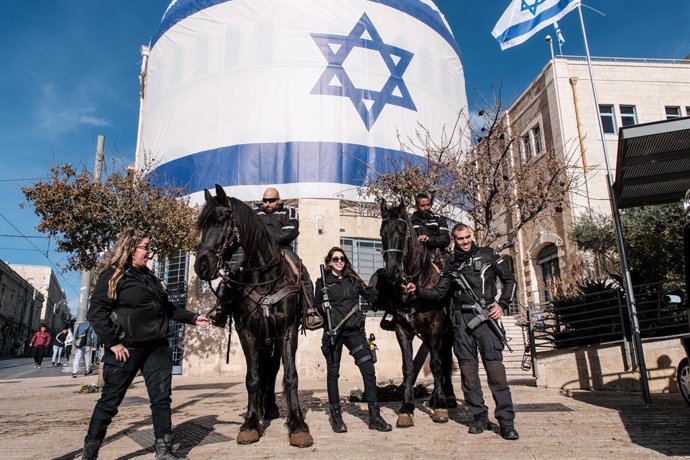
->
[315, 247, 391, 433]
[82, 228, 210, 460]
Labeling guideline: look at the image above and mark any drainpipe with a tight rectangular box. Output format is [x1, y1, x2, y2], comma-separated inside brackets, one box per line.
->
[568, 77, 593, 215]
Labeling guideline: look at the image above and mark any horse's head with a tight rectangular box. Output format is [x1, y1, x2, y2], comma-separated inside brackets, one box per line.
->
[379, 199, 410, 284]
[195, 184, 244, 281]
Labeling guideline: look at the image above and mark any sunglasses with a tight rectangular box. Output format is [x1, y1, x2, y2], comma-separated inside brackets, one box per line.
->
[330, 256, 346, 263]
[262, 198, 279, 203]
[136, 243, 154, 251]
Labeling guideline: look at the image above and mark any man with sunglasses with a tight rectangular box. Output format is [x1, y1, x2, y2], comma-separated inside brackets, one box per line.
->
[254, 187, 320, 329]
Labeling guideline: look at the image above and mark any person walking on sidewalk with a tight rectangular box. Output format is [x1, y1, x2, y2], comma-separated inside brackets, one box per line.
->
[51, 326, 68, 366]
[72, 321, 97, 378]
[81, 228, 211, 460]
[403, 223, 519, 441]
[64, 326, 74, 364]
[29, 323, 51, 368]
[315, 247, 391, 434]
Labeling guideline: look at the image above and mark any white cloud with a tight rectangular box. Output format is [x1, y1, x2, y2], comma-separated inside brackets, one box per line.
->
[34, 83, 112, 134]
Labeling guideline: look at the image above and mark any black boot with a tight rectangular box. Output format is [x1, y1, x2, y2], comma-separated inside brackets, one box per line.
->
[81, 439, 101, 460]
[154, 433, 185, 460]
[329, 403, 348, 433]
[468, 412, 491, 434]
[500, 423, 520, 440]
[367, 402, 392, 432]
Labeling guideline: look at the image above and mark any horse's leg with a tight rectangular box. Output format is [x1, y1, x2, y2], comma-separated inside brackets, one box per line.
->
[441, 324, 458, 409]
[236, 328, 262, 445]
[395, 324, 416, 428]
[262, 346, 281, 420]
[427, 322, 449, 423]
[281, 322, 313, 448]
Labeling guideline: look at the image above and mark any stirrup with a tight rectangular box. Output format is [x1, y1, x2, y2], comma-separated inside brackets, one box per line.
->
[305, 307, 323, 330]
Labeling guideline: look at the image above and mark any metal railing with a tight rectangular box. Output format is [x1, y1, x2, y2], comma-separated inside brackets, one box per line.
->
[526, 281, 688, 376]
[558, 55, 690, 66]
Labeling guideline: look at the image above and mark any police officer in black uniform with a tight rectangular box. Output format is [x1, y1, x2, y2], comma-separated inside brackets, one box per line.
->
[411, 193, 451, 262]
[256, 187, 319, 328]
[82, 228, 210, 459]
[403, 223, 519, 440]
[316, 247, 391, 434]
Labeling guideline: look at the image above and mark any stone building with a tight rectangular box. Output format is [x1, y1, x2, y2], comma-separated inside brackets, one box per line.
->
[0, 260, 44, 355]
[502, 55, 690, 307]
[9, 265, 70, 334]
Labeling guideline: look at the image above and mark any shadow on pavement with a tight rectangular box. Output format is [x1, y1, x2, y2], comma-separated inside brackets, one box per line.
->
[563, 389, 690, 457]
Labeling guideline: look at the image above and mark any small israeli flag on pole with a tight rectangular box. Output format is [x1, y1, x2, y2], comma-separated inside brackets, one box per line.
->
[492, 0, 580, 50]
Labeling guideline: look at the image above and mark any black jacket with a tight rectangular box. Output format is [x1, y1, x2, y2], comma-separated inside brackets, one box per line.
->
[416, 245, 516, 310]
[256, 204, 299, 249]
[315, 270, 371, 331]
[411, 210, 451, 251]
[87, 265, 198, 348]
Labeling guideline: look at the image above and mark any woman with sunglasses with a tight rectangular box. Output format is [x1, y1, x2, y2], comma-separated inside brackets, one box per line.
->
[82, 228, 210, 460]
[315, 247, 392, 434]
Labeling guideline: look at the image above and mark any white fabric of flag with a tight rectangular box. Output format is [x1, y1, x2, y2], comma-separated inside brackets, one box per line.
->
[492, 0, 580, 50]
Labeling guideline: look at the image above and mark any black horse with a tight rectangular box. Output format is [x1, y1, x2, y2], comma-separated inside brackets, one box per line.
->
[194, 185, 313, 448]
[373, 200, 456, 427]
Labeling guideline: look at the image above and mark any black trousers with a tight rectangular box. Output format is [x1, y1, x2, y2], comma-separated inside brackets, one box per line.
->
[453, 310, 515, 426]
[322, 328, 377, 404]
[32, 345, 46, 365]
[85, 340, 173, 442]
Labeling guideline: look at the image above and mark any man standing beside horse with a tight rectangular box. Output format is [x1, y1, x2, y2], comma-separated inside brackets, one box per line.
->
[403, 223, 519, 441]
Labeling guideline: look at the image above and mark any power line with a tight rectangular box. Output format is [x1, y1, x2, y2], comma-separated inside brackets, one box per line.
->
[0, 210, 78, 295]
[0, 177, 50, 182]
[0, 234, 50, 239]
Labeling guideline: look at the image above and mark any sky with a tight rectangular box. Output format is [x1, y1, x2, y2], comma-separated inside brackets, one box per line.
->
[1, 0, 689, 314]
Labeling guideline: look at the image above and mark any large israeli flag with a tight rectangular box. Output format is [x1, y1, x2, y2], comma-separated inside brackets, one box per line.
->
[140, 0, 468, 204]
[492, 0, 580, 50]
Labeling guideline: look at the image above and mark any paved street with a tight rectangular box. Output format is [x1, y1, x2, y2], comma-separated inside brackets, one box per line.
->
[0, 357, 689, 459]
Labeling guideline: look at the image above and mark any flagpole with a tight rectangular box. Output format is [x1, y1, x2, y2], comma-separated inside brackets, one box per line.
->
[576, 4, 651, 404]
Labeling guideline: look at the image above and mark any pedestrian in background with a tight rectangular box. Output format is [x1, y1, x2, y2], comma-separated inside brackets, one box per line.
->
[64, 326, 74, 364]
[72, 321, 97, 378]
[29, 323, 51, 368]
[81, 228, 210, 460]
[51, 326, 68, 366]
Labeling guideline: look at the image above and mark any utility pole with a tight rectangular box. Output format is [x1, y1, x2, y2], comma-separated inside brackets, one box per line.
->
[75, 135, 105, 325]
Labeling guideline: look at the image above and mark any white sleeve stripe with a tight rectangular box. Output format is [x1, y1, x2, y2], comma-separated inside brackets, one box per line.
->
[282, 226, 295, 229]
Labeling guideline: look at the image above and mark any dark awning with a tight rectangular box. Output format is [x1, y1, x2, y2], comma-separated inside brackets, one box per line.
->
[615, 116, 690, 209]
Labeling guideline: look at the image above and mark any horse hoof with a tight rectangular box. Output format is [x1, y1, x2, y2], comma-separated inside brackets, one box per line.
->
[432, 408, 449, 423]
[236, 429, 260, 445]
[396, 413, 414, 428]
[289, 431, 314, 448]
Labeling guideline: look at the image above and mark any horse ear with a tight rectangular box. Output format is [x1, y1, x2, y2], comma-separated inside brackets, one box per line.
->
[204, 188, 212, 202]
[215, 184, 227, 202]
[380, 199, 388, 217]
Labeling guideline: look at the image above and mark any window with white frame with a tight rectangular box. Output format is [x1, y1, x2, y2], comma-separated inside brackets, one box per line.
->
[340, 238, 384, 312]
[665, 106, 681, 119]
[520, 123, 543, 161]
[619, 105, 637, 127]
[599, 105, 616, 134]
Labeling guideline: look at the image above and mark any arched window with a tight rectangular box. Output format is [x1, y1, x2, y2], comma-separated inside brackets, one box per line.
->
[537, 244, 560, 302]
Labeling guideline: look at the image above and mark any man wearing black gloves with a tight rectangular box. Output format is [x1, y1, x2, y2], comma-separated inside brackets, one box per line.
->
[411, 193, 450, 263]
[403, 223, 519, 440]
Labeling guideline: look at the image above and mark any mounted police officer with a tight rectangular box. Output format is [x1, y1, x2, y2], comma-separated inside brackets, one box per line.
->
[208, 188, 321, 329]
[411, 193, 450, 264]
[255, 187, 320, 329]
[403, 223, 519, 440]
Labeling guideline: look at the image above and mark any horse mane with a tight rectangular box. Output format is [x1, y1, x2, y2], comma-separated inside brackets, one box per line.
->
[227, 197, 281, 265]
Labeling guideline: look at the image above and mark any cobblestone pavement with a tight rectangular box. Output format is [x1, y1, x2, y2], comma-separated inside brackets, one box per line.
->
[0, 358, 689, 459]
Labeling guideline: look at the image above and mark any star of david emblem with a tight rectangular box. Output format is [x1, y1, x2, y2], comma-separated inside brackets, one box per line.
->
[521, 0, 546, 15]
[310, 13, 416, 130]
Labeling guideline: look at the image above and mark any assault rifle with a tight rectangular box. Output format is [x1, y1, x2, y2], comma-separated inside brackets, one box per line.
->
[320, 264, 336, 346]
[452, 271, 513, 353]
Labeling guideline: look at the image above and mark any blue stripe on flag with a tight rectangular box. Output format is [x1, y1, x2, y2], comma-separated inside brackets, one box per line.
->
[148, 141, 426, 195]
[496, 0, 575, 44]
[151, 0, 461, 59]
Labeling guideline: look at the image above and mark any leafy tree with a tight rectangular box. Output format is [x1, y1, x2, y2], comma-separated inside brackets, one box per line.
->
[22, 162, 198, 272]
[362, 94, 577, 250]
[569, 204, 685, 284]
